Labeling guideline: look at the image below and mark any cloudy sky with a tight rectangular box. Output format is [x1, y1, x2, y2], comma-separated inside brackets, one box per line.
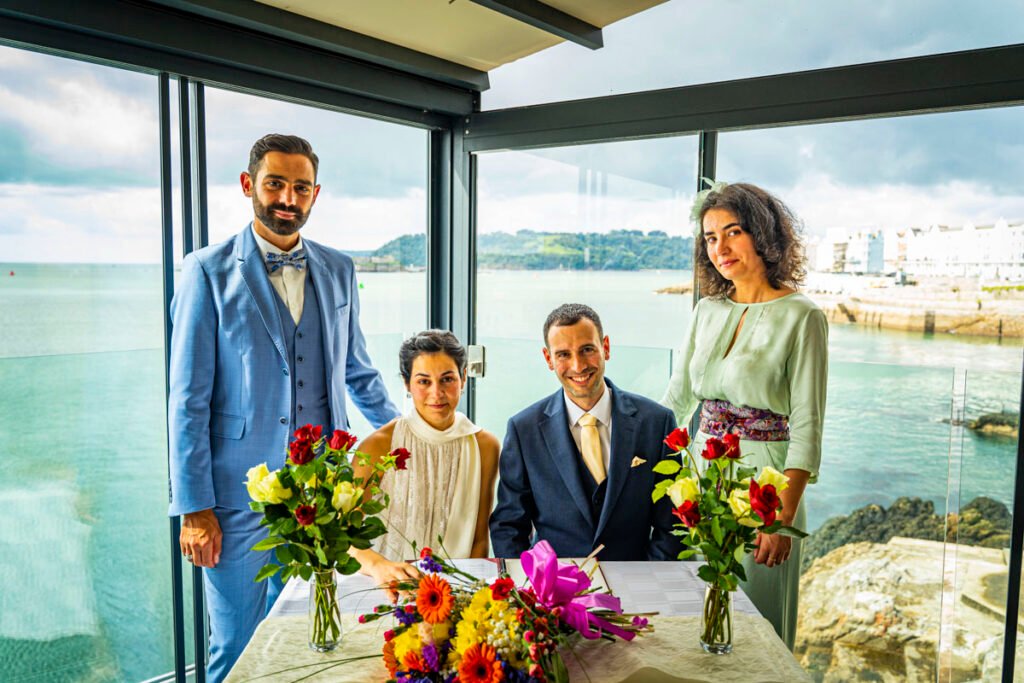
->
[1, 1, 1022, 262]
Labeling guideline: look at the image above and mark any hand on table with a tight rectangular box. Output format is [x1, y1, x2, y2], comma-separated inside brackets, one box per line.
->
[180, 509, 222, 568]
[753, 531, 791, 568]
[365, 559, 421, 603]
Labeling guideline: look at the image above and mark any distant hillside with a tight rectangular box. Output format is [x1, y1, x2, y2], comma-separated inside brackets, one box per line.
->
[371, 230, 693, 270]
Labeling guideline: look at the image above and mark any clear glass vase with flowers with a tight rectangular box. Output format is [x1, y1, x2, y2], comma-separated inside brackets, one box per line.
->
[652, 427, 806, 654]
[246, 423, 409, 651]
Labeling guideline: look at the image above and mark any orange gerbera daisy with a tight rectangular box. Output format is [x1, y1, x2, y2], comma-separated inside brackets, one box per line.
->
[416, 573, 454, 624]
[459, 643, 504, 683]
[382, 640, 398, 677]
[402, 650, 427, 672]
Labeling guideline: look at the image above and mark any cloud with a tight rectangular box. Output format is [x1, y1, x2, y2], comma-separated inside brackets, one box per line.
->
[0, 184, 163, 263]
[206, 185, 427, 252]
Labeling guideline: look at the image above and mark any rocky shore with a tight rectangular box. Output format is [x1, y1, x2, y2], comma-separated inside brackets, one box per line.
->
[656, 278, 1024, 338]
[796, 497, 1017, 682]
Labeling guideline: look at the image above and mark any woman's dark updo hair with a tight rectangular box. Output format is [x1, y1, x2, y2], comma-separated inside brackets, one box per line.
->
[695, 182, 806, 298]
[399, 330, 467, 383]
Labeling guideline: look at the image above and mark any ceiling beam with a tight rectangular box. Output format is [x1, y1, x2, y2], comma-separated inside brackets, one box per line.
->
[0, 0, 476, 117]
[464, 43, 1024, 151]
[469, 0, 602, 50]
[147, 0, 489, 92]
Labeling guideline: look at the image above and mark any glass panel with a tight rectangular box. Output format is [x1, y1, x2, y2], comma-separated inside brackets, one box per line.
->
[0, 47, 172, 681]
[476, 136, 699, 352]
[718, 108, 1024, 679]
[485, 1, 1024, 109]
[202, 87, 428, 436]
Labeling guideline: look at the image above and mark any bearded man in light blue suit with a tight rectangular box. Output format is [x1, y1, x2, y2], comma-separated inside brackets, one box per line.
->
[168, 134, 399, 682]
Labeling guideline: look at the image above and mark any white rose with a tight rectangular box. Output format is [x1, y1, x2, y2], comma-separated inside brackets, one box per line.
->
[667, 476, 701, 507]
[331, 480, 364, 514]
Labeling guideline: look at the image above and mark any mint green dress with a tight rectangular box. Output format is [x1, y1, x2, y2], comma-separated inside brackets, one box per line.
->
[662, 292, 828, 650]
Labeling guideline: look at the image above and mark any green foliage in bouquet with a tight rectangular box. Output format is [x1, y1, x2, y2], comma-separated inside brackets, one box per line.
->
[245, 424, 408, 582]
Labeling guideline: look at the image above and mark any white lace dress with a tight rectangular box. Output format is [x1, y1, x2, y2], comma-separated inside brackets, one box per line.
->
[375, 409, 483, 560]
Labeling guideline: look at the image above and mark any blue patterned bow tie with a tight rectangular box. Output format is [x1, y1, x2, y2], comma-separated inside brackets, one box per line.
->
[265, 249, 306, 273]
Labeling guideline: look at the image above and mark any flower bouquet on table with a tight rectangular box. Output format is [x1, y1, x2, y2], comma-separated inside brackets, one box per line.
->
[652, 427, 807, 654]
[361, 542, 653, 683]
[246, 423, 409, 652]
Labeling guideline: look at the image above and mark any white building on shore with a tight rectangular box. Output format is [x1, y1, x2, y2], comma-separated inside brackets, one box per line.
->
[809, 219, 1024, 281]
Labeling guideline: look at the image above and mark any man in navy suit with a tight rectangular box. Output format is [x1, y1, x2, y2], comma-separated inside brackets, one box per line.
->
[168, 134, 399, 682]
[490, 303, 681, 561]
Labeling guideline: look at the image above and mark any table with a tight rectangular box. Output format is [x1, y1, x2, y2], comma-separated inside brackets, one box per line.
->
[226, 561, 810, 683]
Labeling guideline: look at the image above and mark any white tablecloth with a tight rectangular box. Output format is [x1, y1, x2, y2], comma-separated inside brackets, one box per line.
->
[228, 560, 809, 683]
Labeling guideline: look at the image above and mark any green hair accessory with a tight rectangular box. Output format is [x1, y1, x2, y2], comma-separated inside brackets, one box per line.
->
[690, 177, 729, 234]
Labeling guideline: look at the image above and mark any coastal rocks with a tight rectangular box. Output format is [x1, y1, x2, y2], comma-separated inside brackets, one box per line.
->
[800, 497, 943, 572]
[966, 412, 1019, 439]
[801, 497, 1012, 572]
[655, 281, 693, 295]
[795, 538, 1011, 682]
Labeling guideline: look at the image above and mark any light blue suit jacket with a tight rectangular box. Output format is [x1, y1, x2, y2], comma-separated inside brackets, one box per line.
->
[167, 226, 399, 516]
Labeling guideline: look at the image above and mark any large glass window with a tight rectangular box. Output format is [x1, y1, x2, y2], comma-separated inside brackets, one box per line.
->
[474, 137, 697, 439]
[202, 88, 428, 437]
[0, 46, 172, 681]
[717, 108, 1024, 680]
[485, 0, 1024, 109]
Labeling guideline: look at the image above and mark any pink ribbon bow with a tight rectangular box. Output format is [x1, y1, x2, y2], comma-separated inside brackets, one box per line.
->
[520, 540, 635, 641]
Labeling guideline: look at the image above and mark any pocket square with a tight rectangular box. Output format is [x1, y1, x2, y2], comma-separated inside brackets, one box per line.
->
[630, 457, 647, 468]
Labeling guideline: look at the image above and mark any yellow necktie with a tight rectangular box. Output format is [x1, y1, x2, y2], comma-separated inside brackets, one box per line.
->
[578, 413, 606, 485]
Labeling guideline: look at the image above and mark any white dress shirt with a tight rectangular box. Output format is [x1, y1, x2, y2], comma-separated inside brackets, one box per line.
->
[251, 224, 306, 324]
[563, 381, 613, 471]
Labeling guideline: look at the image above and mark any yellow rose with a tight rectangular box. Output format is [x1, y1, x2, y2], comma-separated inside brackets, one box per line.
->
[332, 480, 364, 514]
[245, 463, 292, 504]
[728, 488, 761, 528]
[757, 466, 789, 492]
[667, 476, 701, 507]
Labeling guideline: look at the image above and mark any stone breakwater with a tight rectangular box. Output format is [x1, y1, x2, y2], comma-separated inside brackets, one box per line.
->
[796, 497, 1017, 682]
[656, 280, 1024, 338]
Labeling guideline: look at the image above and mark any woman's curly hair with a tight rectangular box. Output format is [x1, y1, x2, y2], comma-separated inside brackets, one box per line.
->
[694, 182, 807, 298]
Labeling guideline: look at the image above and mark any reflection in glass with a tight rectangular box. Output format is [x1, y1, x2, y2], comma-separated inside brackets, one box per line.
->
[0, 47, 170, 681]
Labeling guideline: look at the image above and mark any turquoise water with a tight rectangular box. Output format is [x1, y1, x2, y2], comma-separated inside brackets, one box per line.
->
[0, 264, 1020, 681]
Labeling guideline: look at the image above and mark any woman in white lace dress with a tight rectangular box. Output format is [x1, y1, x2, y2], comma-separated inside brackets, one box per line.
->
[350, 330, 500, 593]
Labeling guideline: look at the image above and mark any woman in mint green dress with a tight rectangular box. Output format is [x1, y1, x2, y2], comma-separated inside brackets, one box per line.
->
[663, 182, 828, 650]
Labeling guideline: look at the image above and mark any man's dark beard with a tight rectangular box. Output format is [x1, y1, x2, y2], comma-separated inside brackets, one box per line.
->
[253, 198, 309, 235]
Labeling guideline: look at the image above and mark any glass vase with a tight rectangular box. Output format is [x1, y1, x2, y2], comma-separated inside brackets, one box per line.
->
[309, 568, 342, 652]
[700, 583, 733, 655]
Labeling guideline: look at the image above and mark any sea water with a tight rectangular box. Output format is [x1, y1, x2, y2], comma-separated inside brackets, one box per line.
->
[0, 264, 1020, 681]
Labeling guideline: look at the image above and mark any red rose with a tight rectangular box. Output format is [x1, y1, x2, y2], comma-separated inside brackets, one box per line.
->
[671, 500, 701, 528]
[294, 504, 316, 526]
[722, 433, 741, 459]
[390, 447, 411, 470]
[328, 429, 358, 451]
[293, 424, 322, 443]
[384, 629, 395, 642]
[288, 439, 314, 465]
[664, 427, 690, 452]
[490, 577, 515, 601]
[700, 437, 727, 460]
[419, 547, 433, 559]
[749, 480, 780, 526]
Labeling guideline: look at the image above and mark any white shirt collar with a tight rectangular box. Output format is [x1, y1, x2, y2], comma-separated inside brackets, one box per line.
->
[563, 380, 612, 427]
[250, 222, 304, 259]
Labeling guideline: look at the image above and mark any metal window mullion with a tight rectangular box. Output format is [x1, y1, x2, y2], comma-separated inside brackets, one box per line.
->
[159, 72, 187, 683]
[1002, 356, 1024, 681]
[451, 114, 477, 419]
[428, 128, 453, 331]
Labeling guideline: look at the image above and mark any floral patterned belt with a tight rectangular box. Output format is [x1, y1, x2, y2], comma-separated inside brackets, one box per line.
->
[699, 399, 790, 442]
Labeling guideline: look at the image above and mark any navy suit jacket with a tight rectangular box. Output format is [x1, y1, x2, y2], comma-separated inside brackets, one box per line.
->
[167, 225, 399, 516]
[489, 379, 682, 561]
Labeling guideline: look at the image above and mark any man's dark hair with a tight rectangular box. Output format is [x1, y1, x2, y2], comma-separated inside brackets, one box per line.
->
[542, 303, 604, 347]
[247, 134, 319, 180]
[399, 330, 467, 383]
